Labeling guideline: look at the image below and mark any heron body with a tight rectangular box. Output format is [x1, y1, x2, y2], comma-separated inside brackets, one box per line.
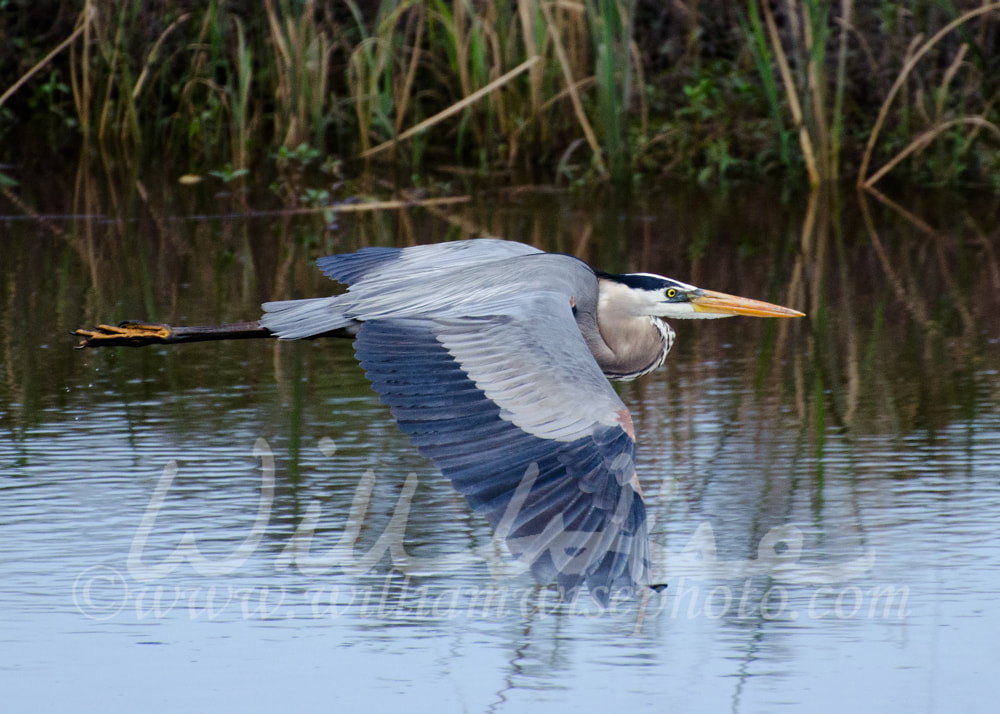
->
[256, 239, 803, 604]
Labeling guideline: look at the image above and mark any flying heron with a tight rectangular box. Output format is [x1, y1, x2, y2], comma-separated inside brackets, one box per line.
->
[75, 238, 804, 605]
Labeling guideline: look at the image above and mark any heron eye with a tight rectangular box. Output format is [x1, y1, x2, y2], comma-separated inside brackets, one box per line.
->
[665, 288, 677, 299]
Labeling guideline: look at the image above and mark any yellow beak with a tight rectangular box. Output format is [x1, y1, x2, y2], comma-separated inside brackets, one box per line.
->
[690, 289, 806, 318]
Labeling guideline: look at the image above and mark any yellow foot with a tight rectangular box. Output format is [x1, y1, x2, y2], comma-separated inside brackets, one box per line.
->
[73, 321, 173, 349]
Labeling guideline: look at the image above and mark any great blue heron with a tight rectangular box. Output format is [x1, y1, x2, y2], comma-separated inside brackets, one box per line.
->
[76, 238, 804, 604]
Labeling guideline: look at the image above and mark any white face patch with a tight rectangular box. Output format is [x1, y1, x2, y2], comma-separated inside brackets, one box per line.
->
[658, 303, 729, 319]
[599, 273, 733, 320]
[653, 301, 699, 319]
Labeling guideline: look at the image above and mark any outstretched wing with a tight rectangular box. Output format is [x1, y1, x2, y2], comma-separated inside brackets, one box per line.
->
[262, 239, 546, 340]
[353, 291, 649, 605]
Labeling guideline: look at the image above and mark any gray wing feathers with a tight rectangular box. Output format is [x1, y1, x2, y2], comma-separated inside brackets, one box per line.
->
[260, 239, 650, 601]
[262, 241, 585, 342]
[318, 238, 542, 286]
[354, 316, 649, 601]
[435, 294, 625, 441]
[317, 246, 399, 285]
[263, 244, 626, 440]
[262, 239, 547, 339]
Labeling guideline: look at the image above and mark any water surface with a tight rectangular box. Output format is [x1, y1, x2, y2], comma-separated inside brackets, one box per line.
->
[1, 176, 998, 712]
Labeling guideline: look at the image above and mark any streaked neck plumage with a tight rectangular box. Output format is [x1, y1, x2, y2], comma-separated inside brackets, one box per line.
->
[588, 277, 676, 381]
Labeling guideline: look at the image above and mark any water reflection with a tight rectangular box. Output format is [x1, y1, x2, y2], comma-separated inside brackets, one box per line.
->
[1, 172, 999, 711]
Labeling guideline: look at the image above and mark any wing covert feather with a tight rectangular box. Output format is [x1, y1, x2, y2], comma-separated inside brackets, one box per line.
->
[354, 311, 649, 603]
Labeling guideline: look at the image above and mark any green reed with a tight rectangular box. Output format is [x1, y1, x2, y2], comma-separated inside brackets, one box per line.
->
[2, 0, 1000, 187]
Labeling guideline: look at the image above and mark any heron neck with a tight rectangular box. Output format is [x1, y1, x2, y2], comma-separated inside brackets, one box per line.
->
[589, 311, 673, 381]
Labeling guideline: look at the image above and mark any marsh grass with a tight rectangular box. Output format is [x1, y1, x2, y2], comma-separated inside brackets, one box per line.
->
[745, 0, 846, 184]
[858, 2, 1000, 187]
[2, 0, 1000, 187]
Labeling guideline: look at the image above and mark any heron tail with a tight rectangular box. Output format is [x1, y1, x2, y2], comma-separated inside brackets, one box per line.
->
[260, 297, 358, 340]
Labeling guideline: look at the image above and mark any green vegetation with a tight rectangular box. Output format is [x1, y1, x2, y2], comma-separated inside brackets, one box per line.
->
[2, 0, 1000, 187]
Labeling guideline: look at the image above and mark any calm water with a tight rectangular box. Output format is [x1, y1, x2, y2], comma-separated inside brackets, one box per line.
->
[1, 175, 998, 712]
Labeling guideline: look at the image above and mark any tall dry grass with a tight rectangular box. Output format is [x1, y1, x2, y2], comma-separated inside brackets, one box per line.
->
[1, 0, 999, 186]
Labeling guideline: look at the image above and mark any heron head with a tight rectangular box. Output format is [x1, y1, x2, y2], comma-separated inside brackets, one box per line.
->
[597, 272, 806, 320]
